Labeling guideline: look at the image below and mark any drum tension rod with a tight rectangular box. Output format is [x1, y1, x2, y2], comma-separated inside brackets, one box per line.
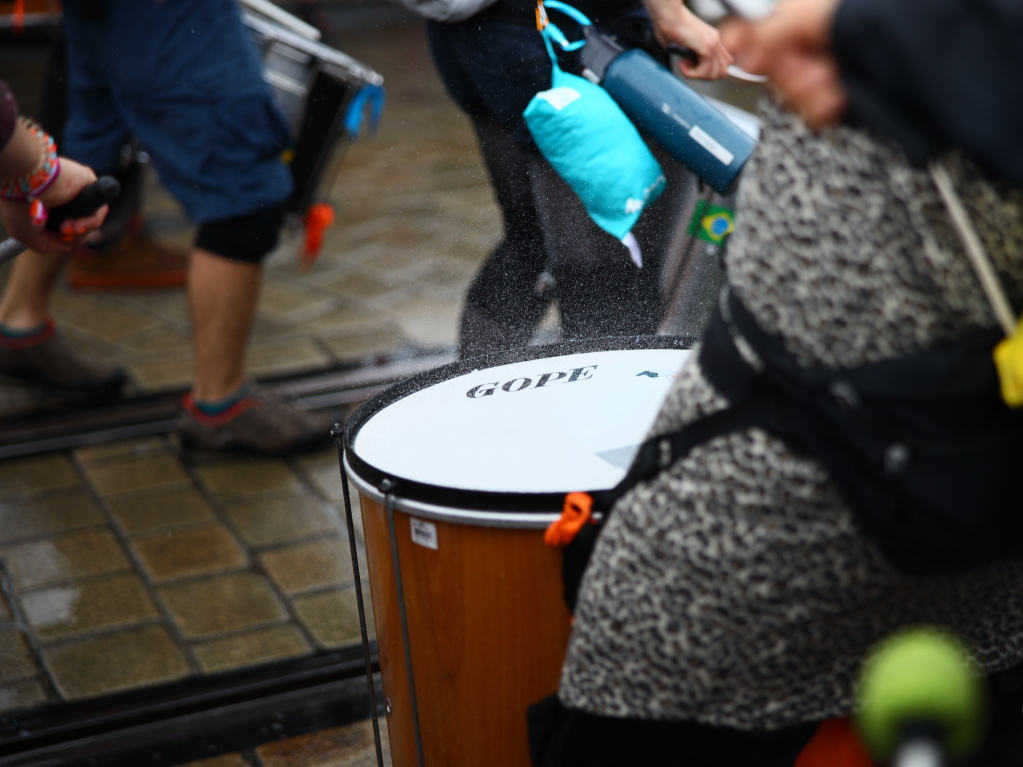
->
[334, 426, 386, 767]
[381, 477, 427, 767]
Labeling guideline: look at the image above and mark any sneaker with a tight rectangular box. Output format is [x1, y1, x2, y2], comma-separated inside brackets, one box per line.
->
[178, 383, 336, 459]
[68, 226, 189, 291]
[0, 318, 129, 399]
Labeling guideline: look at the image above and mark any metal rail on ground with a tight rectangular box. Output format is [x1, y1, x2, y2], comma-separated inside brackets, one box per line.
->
[0, 649, 381, 767]
[0, 347, 456, 460]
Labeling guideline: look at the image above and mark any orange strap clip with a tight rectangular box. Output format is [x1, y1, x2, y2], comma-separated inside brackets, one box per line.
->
[545, 492, 595, 547]
[535, 0, 548, 32]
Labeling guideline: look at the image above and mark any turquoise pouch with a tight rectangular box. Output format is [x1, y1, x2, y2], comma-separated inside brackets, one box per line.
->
[523, 11, 665, 240]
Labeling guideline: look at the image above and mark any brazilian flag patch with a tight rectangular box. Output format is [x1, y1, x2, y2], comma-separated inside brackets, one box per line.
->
[687, 200, 735, 244]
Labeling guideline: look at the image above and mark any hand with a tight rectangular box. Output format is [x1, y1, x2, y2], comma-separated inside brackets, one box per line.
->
[644, 0, 734, 80]
[721, 0, 846, 128]
[0, 157, 108, 253]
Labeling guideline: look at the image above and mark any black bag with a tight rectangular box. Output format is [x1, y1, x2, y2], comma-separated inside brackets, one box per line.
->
[559, 290, 1023, 610]
[713, 291, 1023, 574]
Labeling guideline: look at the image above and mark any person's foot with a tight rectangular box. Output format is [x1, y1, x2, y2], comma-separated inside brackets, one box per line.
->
[68, 226, 189, 290]
[178, 382, 336, 459]
[0, 318, 130, 399]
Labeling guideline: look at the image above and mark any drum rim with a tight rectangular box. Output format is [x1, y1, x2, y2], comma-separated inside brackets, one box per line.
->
[344, 454, 563, 528]
[343, 334, 694, 514]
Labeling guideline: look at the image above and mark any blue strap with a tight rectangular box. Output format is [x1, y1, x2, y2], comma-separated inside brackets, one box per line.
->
[543, 0, 592, 26]
[343, 84, 386, 141]
[541, 0, 590, 52]
[544, 21, 585, 52]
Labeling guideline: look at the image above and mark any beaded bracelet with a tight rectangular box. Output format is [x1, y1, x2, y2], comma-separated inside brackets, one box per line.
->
[0, 117, 61, 203]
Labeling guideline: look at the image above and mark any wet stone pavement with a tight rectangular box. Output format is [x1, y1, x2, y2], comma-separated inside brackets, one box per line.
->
[0, 442, 365, 698]
[0, 7, 481, 764]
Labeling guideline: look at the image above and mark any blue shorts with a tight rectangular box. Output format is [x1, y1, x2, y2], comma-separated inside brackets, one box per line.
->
[61, 0, 293, 224]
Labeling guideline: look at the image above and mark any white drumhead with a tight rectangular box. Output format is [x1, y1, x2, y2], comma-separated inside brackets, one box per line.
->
[353, 347, 691, 494]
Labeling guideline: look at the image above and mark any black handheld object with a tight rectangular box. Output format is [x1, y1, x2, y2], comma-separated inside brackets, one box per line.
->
[45, 175, 121, 232]
[0, 175, 121, 269]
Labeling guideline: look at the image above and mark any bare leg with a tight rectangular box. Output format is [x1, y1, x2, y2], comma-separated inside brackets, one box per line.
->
[0, 251, 68, 329]
[187, 248, 261, 402]
[179, 247, 333, 456]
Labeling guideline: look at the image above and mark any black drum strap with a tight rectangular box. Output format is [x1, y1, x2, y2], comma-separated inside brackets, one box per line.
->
[590, 291, 788, 514]
[562, 391, 778, 611]
[606, 288, 1023, 575]
[590, 394, 779, 512]
[562, 298, 781, 611]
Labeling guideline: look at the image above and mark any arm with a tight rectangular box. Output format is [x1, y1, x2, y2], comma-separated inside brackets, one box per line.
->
[0, 81, 108, 253]
[720, 0, 843, 126]
[643, 0, 733, 80]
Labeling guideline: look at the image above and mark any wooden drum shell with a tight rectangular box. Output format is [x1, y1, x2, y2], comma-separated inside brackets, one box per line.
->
[344, 337, 693, 767]
[359, 494, 571, 767]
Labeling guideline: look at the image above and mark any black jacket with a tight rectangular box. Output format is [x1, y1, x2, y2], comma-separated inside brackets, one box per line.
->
[833, 0, 1023, 186]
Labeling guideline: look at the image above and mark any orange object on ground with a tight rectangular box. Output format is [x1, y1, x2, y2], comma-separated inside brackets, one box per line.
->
[68, 222, 188, 290]
[4, 0, 60, 32]
[301, 203, 335, 269]
[545, 492, 595, 547]
[794, 718, 873, 767]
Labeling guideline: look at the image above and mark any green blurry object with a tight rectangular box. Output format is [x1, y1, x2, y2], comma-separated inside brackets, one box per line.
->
[855, 628, 986, 763]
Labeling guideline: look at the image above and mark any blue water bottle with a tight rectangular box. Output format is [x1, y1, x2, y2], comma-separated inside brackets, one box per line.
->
[601, 49, 756, 195]
[543, 0, 756, 195]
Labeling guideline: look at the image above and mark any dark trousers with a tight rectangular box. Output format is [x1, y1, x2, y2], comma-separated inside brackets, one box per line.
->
[426, 18, 687, 358]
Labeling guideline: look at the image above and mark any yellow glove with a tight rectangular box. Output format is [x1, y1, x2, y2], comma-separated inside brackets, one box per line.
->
[994, 322, 1023, 407]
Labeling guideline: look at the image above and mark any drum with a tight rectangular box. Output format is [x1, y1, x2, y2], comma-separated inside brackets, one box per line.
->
[343, 336, 694, 767]
[243, 8, 384, 215]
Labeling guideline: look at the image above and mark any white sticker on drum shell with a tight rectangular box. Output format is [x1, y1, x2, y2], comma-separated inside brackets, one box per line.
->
[410, 518, 439, 550]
